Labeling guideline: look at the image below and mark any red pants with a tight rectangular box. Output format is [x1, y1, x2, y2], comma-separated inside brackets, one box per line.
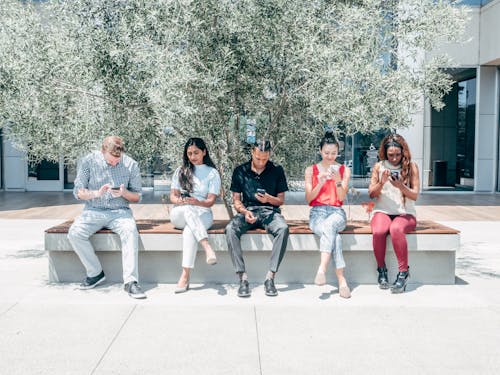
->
[371, 212, 416, 272]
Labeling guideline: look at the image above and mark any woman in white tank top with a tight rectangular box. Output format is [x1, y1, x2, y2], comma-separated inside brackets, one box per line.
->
[368, 134, 420, 293]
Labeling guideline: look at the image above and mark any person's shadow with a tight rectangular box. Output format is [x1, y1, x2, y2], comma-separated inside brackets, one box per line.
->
[189, 283, 228, 296]
[319, 284, 358, 300]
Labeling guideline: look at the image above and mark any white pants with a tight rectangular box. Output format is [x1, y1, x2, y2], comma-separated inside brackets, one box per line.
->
[170, 205, 214, 269]
[67, 208, 139, 284]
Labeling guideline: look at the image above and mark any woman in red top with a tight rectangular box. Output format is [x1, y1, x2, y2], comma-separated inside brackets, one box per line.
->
[305, 131, 352, 298]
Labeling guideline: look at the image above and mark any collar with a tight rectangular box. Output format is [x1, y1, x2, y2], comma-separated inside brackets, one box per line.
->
[98, 151, 122, 167]
[245, 159, 272, 176]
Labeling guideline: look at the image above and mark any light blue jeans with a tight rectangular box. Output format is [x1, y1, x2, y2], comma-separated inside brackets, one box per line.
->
[68, 208, 139, 284]
[309, 206, 347, 269]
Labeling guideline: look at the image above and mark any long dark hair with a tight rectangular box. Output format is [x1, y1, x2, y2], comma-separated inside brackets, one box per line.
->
[179, 137, 216, 193]
[319, 130, 339, 150]
[378, 133, 412, 185]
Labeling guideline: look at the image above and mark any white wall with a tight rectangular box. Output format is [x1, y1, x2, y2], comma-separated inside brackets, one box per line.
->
[480, 0, 500, 65]
[3, 139, 26, 190]
[428, 7, 480, 67]
[431, 1, 500, 66]
[474, 66, 499, 191]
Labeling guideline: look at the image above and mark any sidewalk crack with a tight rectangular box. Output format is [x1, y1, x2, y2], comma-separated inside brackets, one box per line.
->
[90, 304, 137, 375]
[254, 305, 263, 375]
[0, 302, 18, 317]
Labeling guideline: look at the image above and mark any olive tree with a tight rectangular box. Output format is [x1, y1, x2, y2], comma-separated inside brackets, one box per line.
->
[0, 0, 467, 215]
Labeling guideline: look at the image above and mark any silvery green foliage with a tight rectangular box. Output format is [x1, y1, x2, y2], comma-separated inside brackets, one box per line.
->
[0, 0, 185, 169]
[0, 0, 466, 212]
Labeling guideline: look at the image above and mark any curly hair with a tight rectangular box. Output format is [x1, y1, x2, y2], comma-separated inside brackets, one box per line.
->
[378, 133, 412, 186]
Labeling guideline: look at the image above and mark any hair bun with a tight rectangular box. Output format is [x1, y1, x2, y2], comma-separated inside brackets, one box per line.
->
[324, 130, 336, 142]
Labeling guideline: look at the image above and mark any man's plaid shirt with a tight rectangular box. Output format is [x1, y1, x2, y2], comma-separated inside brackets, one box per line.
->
[73, 151, 142, 210]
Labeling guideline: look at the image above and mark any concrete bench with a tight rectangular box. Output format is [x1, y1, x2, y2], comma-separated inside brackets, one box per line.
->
[45, 219, 459, 285]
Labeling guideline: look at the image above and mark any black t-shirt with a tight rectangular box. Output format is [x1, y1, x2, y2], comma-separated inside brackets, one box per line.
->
[230, 160, 288, 208]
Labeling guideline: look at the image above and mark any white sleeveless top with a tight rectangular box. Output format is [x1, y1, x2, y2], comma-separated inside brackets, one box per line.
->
[372, 160, 416, 217]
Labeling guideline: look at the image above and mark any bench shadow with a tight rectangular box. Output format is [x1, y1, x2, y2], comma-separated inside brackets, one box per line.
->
[5, 249, 45, 259]
[455, 276, 469, 285]
[43, 282, 118, 294]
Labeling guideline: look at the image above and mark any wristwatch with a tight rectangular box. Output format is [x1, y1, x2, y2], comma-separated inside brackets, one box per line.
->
[336, 182, 343, 188]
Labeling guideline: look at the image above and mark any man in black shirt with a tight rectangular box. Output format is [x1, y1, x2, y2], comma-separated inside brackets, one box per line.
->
[225, 140, 289, 297]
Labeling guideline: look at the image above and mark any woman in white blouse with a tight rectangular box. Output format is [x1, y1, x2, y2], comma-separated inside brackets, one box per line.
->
[169, 138, 221, 293]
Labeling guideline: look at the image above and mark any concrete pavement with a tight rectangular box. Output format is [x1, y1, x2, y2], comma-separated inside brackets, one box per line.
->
[1, 217, 500, 375]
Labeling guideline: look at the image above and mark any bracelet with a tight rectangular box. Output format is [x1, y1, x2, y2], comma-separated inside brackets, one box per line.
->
[336, 182, 343, 188]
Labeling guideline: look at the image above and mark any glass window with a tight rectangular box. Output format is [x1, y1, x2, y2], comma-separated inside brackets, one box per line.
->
[341, 131, 387, 188]
[456, 78, 476, 188]
[64, 164, 76, 189]
[28, 159, 59, 180]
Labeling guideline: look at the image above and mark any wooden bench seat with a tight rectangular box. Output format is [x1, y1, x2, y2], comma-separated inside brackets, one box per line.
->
[45, 219, 459, 285]
[46, 219, 458, 235]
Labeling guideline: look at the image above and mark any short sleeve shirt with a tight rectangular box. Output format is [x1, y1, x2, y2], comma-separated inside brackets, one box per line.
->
[230, 160, 288, 208]
[171, 164, 221, 205]
[73, 151, 142, 210]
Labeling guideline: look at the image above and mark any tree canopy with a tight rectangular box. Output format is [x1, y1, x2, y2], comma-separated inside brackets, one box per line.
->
[0, 0, 467, 210]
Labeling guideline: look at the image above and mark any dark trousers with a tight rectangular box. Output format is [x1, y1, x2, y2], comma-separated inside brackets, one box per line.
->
[225, 207, 289, 275]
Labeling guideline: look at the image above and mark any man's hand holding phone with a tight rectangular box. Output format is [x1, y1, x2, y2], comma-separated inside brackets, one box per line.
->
[255, 188, 268, 203]
[110, 184, 124, 197]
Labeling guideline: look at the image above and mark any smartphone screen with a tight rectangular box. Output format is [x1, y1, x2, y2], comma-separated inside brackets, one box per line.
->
[111, 187, 120, 190]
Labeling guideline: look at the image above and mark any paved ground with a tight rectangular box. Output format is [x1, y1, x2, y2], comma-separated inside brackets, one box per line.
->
[1, 192, 500, 374]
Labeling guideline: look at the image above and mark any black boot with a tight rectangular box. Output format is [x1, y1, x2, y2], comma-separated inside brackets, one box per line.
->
[390, 268, 410, 294]
[377, 267, 389, 289]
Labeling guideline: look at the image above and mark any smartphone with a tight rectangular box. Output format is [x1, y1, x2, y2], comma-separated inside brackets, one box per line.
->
[256, 188, 266, 195]
[111, 187, 120, 190]
[390, 170, 399, 180]
[180, 191, 190, 198]
[329, 164, 340, 173]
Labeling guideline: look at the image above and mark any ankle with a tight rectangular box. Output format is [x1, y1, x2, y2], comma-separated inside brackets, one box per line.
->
[317, 266, 327, 274]
[203, 245, 215, 255]
[337, 276, 348, 287]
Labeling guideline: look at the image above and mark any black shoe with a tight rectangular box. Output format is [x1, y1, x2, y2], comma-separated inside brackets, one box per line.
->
[124, 281, 147, 299]
[377, 267, 389, 289]
[264, 278, 278, 297]
[237, 279, 251, 298]
[390, 268, 410, 294]
[79, 271, 106, 290]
